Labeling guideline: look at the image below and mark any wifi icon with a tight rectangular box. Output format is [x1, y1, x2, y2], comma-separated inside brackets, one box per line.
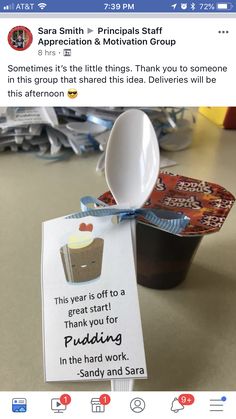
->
[38, 2, 47, 9]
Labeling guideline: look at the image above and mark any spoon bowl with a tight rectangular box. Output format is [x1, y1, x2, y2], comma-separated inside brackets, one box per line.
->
[105, 109, 160, 208]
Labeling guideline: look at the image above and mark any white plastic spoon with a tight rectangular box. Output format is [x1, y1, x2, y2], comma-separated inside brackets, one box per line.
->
[105, 109, 160, 391]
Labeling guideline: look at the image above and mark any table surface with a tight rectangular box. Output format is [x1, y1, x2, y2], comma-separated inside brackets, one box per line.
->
[0, 112, 235, 391]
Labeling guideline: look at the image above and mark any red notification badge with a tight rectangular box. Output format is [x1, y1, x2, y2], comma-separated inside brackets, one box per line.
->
[60, 394, 71, 406]
[178, 394, 194, 406]
[99, 394, 111, 406]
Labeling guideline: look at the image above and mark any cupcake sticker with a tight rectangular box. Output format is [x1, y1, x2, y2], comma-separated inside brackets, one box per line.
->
[60, 223, 104, 283]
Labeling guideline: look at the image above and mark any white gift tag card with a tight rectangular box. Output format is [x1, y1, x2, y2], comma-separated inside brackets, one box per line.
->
[41, 214, 147, 382]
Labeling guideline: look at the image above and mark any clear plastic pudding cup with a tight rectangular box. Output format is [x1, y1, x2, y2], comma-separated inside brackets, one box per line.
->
[99, 172, 235, 289]
[136, 223, 202, 289]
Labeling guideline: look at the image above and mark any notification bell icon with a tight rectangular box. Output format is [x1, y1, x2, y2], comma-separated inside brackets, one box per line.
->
[170, 398, 185, 413]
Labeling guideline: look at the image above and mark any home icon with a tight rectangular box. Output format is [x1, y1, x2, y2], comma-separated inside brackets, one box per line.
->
[91, 398, 105, 413]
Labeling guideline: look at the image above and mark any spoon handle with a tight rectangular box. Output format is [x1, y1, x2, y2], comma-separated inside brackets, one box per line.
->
[111, 378, 134, 391]
[111, 219, 136, 392]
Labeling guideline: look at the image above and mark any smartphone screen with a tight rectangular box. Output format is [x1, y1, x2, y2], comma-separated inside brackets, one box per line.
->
[0, 1, 235, 417]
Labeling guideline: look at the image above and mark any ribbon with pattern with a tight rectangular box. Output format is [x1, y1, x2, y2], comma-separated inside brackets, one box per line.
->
[66, 196, 190, 235]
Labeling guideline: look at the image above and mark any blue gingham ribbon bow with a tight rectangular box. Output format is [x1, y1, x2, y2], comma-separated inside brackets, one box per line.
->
[66, 196, 190, 235]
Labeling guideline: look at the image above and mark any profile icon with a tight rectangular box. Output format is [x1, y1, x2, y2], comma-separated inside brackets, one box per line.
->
[8, 26, 33, 51]
[130, 397, 146, 413]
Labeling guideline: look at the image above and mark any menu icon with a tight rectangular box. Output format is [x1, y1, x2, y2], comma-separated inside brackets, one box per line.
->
[209, 396, 226, 412]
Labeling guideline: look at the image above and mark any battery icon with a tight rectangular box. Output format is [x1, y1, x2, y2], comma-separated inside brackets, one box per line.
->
[216, 2, 233, 9]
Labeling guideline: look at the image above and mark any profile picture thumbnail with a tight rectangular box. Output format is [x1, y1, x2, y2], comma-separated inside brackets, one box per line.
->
[8, 26, 33, 51]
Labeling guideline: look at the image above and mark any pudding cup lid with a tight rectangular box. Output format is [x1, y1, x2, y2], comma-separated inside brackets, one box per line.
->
[99, 172, 235, 236]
